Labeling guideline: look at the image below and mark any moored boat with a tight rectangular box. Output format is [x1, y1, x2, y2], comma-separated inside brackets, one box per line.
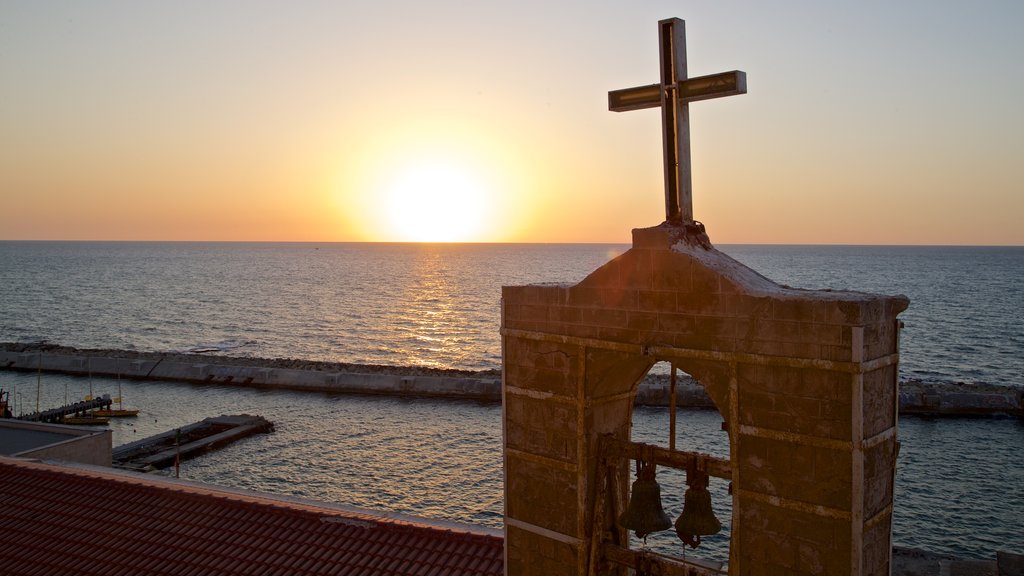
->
[92, 376, 138, 418]
[91, 408, 139, 417]
[62, 414, 110, 426]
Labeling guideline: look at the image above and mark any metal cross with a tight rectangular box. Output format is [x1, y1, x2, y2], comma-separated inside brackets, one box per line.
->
[609, 18, 746, 224]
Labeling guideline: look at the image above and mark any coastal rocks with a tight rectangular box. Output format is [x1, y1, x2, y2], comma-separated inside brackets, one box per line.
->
[0, 342, 498, 380]
[893, 547, 997, 576]
[892, 547, 1024, 576]
[636, 374, 1023, 417]
[899, 380, 1023, 418]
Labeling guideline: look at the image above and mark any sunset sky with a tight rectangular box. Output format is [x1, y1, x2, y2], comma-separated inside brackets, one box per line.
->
[2, 1, 1022, 244]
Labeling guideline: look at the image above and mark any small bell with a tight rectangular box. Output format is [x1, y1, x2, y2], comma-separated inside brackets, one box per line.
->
[618, 459, 672, 539]
[674, 467, 721, 548]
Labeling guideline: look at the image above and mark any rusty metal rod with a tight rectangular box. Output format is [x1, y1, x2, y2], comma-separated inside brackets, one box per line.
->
[670, 363, 677, 451]
[601, 435, 731, 480]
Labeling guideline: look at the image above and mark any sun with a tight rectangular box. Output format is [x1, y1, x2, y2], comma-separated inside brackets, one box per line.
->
[381, 157, 490, 242]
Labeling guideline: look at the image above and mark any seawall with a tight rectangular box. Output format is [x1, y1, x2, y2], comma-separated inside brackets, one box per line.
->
[0, 346, 502, 402]
[1, 344, 1020, 417]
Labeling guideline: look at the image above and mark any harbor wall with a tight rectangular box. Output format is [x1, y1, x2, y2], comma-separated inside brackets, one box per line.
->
[1, 348, 1020, 416]
[0, 349, 503, 402]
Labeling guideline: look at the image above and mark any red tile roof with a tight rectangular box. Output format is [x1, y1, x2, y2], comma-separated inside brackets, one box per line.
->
[0, 457, 504, 576]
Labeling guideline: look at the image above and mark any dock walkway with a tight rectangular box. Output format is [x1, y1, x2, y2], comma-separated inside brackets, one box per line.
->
[113, 414, 274, 472]
[18, 395, 113, 423]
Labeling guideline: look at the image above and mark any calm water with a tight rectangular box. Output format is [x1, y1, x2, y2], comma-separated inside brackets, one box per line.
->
[1, 371, 1020, 561]
[1, 242, 1022, 560]
[1, 242, 1022, 385]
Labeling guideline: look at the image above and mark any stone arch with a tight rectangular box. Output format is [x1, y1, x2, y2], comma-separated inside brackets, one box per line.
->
[502, 224, 908, 575]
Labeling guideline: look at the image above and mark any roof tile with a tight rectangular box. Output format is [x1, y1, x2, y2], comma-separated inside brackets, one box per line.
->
[0, 458, 503, 576]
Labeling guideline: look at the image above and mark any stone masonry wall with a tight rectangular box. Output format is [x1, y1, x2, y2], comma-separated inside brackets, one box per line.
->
[502, 224, 908, 576]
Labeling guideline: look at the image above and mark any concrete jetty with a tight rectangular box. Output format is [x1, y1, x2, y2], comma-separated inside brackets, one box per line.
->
[112, 414, 274, 472]
[1, 345, 503, 402]
[2, 344, 1020, 417]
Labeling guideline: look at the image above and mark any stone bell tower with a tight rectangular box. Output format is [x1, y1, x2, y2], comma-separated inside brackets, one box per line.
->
[500, 18, 908, 576]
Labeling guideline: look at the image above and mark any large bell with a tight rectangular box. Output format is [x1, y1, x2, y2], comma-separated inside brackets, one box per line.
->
[674, 468, 721, 548]
[618, 460, 672, 539]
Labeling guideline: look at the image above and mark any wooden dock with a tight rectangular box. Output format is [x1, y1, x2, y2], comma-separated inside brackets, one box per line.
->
[112, 414, 274, 472]
[18, 395, 113, 423]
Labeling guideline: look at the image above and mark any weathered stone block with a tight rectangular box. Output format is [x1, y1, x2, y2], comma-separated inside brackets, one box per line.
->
[657, 312, 696, 333]
[694, 292, 736, 316]
[862, 365, 896, 439]
[506, 523, 579, 576]
[584, 349, 654, 399]
[599, 288, 639, 309]
[503, 284, 565, 306]
[617, 249, 654, 290]
[735, 294, 773, 318]
[581, 307, 630, 328]
[507, 364, 577, 399]
[638, 289, 677, 312]
[739, 434, 853, 510]
[671, 330, 734, 353]
[597, 326, 642, 343]
[864, 438, 896, 520]
[772, 298, 819, 322]
[581, 257, 624, 287]
[626, 310, 660, 331]
[863, 511, 892, 576]
[737, 365, 852, 440]
[690, 261, 721, 294]
[504, 395, 578, 462]
[744, 338, 823, 360]
[652, 251, 693, 291]
[506, 453, 580, 538]
[548, 305, 583, 324]
[564, 286, 603, 307]
[738, 497, 851, 574]
[507, 339, 578, 373]
[694, 316, 737, 340]
[864, 320, 898, 361]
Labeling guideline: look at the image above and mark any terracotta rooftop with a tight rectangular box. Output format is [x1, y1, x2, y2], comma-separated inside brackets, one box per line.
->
[0, 457, 503, 576]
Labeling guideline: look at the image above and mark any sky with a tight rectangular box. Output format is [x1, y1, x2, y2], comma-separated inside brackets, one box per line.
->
[2, 1, 1022, 244]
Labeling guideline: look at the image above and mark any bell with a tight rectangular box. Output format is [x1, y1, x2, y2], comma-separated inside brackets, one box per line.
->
[674, 469, 721, 548]
[618, 461, 672, 539]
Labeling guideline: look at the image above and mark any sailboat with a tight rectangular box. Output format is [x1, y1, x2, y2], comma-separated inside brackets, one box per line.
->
[63, 413, 110, 425]
[63, 357, 111, 425]
[92, 365, 138, 418]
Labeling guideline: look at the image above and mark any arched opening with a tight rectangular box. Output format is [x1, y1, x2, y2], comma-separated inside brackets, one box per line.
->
[624, 361, 733, 567]
[598, 358, 733, 569]
[502, 225, 908, 575]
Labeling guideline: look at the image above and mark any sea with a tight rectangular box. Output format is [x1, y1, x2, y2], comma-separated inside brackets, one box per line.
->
[0, 241, 1021, 561]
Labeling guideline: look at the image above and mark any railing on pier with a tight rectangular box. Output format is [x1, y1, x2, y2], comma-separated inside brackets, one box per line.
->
[17, 395, 113, 423]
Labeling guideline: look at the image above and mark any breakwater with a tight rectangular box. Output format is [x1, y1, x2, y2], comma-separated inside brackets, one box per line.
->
[0, 343, 503, 402]
[1, 343, 1020, 417]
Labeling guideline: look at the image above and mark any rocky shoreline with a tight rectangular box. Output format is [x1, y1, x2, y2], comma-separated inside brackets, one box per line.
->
[1, 342, 1021, 416]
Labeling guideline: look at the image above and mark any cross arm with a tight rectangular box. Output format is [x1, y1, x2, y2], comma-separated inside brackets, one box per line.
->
[608, 70, 747, 112]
